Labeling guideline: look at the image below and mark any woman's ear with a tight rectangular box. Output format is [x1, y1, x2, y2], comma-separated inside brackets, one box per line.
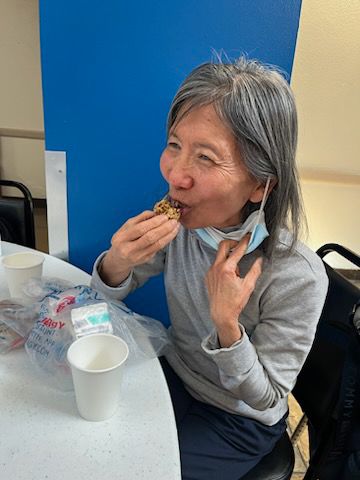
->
[249, 178, 277, 203]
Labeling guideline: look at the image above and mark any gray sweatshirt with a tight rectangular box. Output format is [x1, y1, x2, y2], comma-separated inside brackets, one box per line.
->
[91, 226, 328, 426]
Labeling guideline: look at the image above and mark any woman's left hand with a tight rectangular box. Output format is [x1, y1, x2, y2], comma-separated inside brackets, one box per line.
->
[205, 235, 263, 348]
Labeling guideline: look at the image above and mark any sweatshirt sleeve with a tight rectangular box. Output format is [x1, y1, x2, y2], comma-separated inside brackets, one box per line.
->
[201, 252, 329, 411]
[90, 249, 166, 301]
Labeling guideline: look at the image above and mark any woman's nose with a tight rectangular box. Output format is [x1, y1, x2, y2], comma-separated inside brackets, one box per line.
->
[166, 156, 194, 189]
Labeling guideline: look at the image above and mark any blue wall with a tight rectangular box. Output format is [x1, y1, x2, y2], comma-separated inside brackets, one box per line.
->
[39, 0, 302, 325]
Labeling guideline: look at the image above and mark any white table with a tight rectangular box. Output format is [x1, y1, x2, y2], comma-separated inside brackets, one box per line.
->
[0, 242, 181, 480]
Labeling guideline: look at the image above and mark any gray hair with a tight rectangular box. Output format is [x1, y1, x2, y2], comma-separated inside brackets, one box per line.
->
[167, 56, 306, 257]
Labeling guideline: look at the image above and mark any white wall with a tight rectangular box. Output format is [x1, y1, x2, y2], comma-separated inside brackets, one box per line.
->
[0, 0, 45, 198]
[302, 180, 359, 268]
[291, 0, 360, 267]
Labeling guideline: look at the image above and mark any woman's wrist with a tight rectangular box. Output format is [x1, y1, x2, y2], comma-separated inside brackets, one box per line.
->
[98, 252, 131, 287]
[215, 321, 242, 348]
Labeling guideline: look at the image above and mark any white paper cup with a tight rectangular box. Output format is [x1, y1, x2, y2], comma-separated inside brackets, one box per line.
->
[2, 252, 45, 298]
[67, 334, 129, 422]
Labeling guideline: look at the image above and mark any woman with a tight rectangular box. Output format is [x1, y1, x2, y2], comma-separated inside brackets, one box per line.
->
[91, 57, 328, 479]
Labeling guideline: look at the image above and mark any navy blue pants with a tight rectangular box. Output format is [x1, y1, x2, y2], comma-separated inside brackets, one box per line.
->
[160, 358, 287, 480]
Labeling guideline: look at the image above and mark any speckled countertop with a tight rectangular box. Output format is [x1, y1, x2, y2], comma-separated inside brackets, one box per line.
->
[0, 242, 181, 479]
[0, 348, 181, 480]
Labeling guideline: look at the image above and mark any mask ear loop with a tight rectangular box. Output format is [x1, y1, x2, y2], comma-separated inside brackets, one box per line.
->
[256, 177, 272, 222]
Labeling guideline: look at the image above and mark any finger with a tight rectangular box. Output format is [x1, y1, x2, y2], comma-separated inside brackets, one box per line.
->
[226, 234, 251, 269]
[213, 239, 239, 265]
[126, 210, 157, 225]
[123, 213, 170, 241]
[135, 223, 180, 261]
[115, 221, 179, 267]
[243, 257, 263, 290]
[134, 218, 180, 249]
[118, 211, 157, 241]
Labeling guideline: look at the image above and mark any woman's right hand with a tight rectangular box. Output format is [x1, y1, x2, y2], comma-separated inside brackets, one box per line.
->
[99, 210, 180, 286]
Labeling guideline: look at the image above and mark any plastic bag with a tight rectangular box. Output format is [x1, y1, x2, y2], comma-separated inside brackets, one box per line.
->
[21, 276, 75, 302]
[0, 299, 39, 353]
[110, 301, 171, 361]
[0, 321, 25, 353]
[2, 278, 171, 390]
[0, 278, 75, 354]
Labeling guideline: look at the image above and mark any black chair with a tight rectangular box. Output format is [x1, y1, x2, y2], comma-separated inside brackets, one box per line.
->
[0, 179, 36, 248]
[243, 243, 360, 480]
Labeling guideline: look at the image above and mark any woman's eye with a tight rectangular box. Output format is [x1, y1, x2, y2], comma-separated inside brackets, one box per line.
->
[199, 154, 214, 163]
[168, 142, 180, 149]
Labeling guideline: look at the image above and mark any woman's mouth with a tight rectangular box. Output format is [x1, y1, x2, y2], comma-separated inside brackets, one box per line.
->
[166, 195, 189, 215]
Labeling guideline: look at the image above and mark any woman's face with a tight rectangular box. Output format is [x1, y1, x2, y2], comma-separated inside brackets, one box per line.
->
[160, 104, 264, 229]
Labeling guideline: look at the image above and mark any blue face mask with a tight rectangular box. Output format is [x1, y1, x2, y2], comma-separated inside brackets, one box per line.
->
[245, 211, 269, 254]
[195, 177, 271, 255]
